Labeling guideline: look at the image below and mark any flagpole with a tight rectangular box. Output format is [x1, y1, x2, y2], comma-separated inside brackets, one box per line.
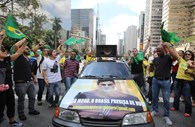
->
[11, 0, 14, 14]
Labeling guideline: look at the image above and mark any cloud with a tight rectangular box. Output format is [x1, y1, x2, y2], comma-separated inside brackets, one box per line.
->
[40, 0, 70, 18]
[75, 0, 110, 8]
[116, 0, 146, 14]
[40, 0, 71, 29]
[103, 14, 138, 45]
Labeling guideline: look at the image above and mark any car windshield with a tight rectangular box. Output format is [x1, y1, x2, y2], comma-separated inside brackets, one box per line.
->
[80, 61, 131, 79]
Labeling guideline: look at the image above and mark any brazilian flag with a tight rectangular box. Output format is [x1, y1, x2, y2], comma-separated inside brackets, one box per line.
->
[75, 38, 86, 44]
[4, 15, 26, 39]
[161, 22, 180, 44]
[64, 36, 76, 45]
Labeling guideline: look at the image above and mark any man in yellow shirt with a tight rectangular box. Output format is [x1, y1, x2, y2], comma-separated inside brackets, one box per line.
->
[59, 51, 70, 68]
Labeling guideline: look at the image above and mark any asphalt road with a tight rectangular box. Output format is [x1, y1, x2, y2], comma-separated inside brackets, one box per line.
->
[1, 83, 195, 127]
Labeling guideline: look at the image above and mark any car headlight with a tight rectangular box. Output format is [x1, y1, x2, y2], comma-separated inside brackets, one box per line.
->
[58, 108, 80, 123]
[122, 112, 152, 125]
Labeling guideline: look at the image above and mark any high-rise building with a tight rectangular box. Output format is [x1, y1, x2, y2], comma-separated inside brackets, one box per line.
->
[162, 0, 195, 47]
[124, 25, 137, 53]
[144, 0, 163, 48]
[138, 11, 145, 51]
[100, 34, 106, 45]
[71, 9, 95, 46]
[118, 39, 124, 55]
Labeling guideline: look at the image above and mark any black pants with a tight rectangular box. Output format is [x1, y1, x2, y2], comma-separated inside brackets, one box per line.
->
[0, 86, 15, 118]
[147, 77, 153, 101]
[133, 73, 145, 89]
[189, 80, 195, 100]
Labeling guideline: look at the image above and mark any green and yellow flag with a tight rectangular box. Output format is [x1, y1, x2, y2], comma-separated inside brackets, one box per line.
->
[64, 36, 86, 45]
[161, 22, 180, 44]
[4, 15, 26, 39]
[64, 36, 76, 45]
[75, 38, 86, 44]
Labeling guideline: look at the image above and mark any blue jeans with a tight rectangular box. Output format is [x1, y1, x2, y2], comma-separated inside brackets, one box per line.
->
[152, 77, 171, 117]
[173, 79, 192, 114]
[37, 79, 45, 101]
[64, 77, 76, 91]
[48, 81, 61, 104]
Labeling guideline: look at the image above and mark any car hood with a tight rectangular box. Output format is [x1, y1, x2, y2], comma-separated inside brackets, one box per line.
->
[60, 79, 148, 119]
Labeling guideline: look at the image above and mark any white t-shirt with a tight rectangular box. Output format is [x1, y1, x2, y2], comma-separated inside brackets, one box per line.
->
[36, 55, 48, 79]
[42, 55, 62, 83]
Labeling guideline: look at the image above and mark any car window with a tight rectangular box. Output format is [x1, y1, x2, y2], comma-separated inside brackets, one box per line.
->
[80, 62, 131, 79]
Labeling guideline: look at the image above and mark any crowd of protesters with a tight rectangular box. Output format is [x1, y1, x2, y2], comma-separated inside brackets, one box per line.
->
[123, 40, 195, 126]
[0, 29, 90, 126]
[1, 26, 195, 127]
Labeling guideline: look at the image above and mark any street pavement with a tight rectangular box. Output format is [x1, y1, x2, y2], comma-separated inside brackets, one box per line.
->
[1, 83, 195, 127]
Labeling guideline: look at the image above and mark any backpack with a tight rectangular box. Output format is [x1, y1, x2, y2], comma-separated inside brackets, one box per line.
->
[30, 56, 44, 75]
[37, 56, 44, 73]
[30, 56, 37, 75]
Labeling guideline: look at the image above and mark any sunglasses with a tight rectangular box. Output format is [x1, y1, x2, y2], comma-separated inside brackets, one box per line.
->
[100, 83, 113, 87]
[185, 53, 191, 56]
[1, 49, 6, 52]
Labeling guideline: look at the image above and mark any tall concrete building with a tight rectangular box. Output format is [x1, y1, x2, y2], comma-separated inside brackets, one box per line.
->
[144, 0, 163, 48]
[118, 39, 124, 55]
[162, 0, 195, 48]
[71, 9, 95, 46]
[138, 11, 145, 51]
[100, 34, 106, 45]
[124, 25, 137, 53]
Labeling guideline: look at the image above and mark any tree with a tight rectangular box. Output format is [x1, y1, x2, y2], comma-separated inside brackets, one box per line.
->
[52, 17, 62, 49]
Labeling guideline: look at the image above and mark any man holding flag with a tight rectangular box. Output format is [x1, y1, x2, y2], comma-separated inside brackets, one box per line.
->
[3, 15, 40, 121]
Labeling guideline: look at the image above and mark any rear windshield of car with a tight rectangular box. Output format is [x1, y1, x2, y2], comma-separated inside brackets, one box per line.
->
[80, 62, 131, 79]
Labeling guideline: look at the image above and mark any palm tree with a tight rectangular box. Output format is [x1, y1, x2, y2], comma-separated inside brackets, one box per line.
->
[52, 17, 62, 48]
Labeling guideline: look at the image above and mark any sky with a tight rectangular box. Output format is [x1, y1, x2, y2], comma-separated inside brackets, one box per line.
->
[40, 0, 146, 45]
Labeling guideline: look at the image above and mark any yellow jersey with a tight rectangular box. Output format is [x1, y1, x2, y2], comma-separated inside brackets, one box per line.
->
[176, 58, 194, 81]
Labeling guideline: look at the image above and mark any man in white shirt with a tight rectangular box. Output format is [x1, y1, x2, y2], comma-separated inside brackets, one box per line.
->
[42, 44, 64, 107]
[33, 43, 49, 106]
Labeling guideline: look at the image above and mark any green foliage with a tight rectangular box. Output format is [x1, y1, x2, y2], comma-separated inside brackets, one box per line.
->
[0, 0, 63, 49]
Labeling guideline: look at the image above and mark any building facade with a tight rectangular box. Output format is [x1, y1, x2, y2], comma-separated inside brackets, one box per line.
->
[118, 39, 124, 55]
[124, 25, 137, 53]
[100, 34, 106, 45]
[138, 11, 145, 51]
[71, 9, 95, 46]
[144, 0, 163, 48]
[162, 0, 195, 49]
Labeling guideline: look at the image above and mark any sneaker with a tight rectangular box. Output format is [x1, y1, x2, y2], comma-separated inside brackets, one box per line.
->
[37, 101, 42, 106]
[148, 101, 152, 105]
[163, 117, 173, 126]
[170, 107, 176, 111]
[19, 115, 27, 121]
[28, 110, 40, 115]
[184, 113, 191, 117]
[9, 121, 23, 127]
[151, 111, 159, 117]
[48, 103, 55, 108]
